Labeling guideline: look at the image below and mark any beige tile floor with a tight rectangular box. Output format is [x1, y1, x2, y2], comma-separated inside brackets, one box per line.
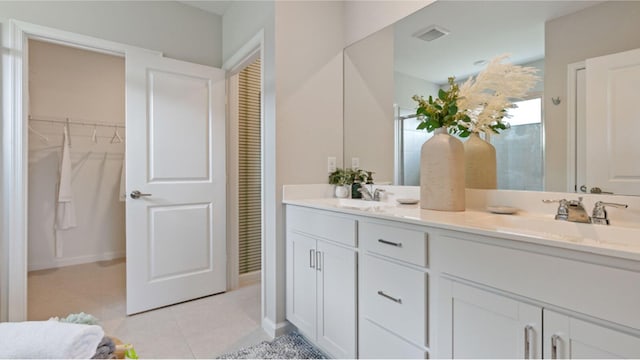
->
[28, 259, 270, 359]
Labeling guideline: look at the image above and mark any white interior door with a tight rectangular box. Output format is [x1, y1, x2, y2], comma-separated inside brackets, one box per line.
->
[586, 47, 640, 195]
[125, 50, 226, 314]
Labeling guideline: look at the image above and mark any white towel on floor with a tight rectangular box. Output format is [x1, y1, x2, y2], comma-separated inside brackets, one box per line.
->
[0, 320, 104, 359]
[119, 158, 126, 202]
[56, 126, 77, 230]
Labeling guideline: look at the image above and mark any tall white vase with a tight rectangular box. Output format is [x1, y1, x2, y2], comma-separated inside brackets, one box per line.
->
[464, 132, 497, 189]
[420, 127, 465, 211]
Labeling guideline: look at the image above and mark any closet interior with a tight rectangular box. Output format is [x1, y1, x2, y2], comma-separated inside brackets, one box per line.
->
[26, 39, 127, 320]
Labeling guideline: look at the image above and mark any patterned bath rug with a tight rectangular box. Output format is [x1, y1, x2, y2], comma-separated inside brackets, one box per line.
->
[216, 332, 327, 359]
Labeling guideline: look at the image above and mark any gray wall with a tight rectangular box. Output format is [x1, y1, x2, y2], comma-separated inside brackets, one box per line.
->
[344, 25, 394, 183]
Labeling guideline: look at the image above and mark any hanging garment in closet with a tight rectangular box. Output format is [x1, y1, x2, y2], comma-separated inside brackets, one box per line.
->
[55, 126, 77, 230]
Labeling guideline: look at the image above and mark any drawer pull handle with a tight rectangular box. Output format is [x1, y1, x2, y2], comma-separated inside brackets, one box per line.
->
[378, 239, 402, 247]
[316, 251, 322, 271]
[524, 325, 533, 359]
[377, 290, 402, 304]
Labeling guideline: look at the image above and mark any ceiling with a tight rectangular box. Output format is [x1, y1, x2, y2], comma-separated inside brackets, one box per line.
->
[179, 0, 232, 16]
[394, 0, 603, 85]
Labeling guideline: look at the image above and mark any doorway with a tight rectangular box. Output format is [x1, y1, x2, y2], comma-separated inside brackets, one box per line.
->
[26, 39, 127, 320]
[237, 57, 263, 286]
[228, 54, 264, 289]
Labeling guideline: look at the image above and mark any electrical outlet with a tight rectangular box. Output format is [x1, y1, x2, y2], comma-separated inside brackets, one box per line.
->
[328, 157, 337, 173]
[351, 157, 360, 169]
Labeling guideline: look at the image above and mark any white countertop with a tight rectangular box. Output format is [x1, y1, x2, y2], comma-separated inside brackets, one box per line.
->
[283, 185, 640, 262]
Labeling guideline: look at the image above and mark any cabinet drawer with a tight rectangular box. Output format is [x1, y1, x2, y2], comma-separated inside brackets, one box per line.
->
[360, 319, 428, 359]
[361, 254, 428, 346]
[360, 221, 428, 267]
[286, 206, 356, 247]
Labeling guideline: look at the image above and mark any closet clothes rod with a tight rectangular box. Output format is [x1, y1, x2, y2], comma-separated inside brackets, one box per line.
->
[28, 115, 125, 129]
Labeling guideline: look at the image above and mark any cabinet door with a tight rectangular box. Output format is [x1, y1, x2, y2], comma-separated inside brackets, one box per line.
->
[316, 240, 357, 358]
[445, 280, 542, 358]
[285, 231, 317, 338]
[544, 309, 640, 359]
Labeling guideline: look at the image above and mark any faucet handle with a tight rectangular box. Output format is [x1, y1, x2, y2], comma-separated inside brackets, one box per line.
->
[592, 201, 628, 225]
[595, 201, 628, 209]
[542, 199, 569, 220]
[373, 188, 385, 201]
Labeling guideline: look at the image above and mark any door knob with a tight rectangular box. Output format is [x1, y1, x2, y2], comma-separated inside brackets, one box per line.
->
[130, 190, 152, 199]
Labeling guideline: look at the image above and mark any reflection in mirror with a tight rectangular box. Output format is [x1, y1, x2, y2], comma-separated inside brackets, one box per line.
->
[343, 1, 640, 194]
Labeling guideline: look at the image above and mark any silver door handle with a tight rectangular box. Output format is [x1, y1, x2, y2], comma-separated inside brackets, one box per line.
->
[551, 334, 560, 359]
[316, 251, 321, 271]
[524, 325, 533, 359]
[309, 249, 315, 269]
[130, 190, 152, 199]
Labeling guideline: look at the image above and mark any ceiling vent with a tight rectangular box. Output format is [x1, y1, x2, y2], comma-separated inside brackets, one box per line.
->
[413, 25, 450, 42]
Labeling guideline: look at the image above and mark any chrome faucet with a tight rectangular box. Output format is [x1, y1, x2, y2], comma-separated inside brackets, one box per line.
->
[359, 186, 385, 201]
[542, 197, 591, 223]
[591, 201, 628, 225]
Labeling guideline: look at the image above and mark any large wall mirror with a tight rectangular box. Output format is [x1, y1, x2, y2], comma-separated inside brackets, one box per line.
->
[344, 0, 640, 195]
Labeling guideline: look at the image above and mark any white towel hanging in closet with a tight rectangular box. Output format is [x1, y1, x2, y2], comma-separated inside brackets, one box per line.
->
[55, 126, 77, 230]
[119, 159, 126, 202]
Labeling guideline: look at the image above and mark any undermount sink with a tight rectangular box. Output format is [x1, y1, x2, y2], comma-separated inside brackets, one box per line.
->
[313, 198, 395, 211]
[472, 214, 640, 248]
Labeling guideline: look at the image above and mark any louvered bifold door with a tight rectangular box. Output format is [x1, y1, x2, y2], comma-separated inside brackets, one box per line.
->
[238, 58, 262, 274]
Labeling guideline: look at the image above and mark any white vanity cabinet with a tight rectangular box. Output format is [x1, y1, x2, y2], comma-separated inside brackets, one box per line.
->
[433, 230, 640, 359]
[285, 206, 357, 359]
[284, 198, 640, 359]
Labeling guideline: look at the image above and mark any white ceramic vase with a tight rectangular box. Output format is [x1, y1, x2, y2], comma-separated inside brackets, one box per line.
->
[420, 127, 465, 211]
[334, 185, 350, 198]
[464, 132, 497, 189]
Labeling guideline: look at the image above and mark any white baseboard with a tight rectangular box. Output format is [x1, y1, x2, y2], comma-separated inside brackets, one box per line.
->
[28, 251, 125, 272]
[239, 270, 261, 287]
[262, 317, 293, 338]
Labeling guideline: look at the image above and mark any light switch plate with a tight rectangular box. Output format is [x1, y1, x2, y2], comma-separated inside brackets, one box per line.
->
[328, 157, 337, 173]
[351, 157, 360, 169]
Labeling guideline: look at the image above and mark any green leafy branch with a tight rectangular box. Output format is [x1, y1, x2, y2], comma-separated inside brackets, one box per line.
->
[412, 77, 471, 136]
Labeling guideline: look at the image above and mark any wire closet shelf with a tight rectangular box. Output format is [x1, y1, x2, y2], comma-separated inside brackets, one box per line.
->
[28, 114, 125, 146]
[28, 114, 125, 129]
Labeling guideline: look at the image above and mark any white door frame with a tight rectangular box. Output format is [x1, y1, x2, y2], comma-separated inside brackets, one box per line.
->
[566, 61, 586, 193]
[1, 19, 161, 321]
[222, 30, 264, 290]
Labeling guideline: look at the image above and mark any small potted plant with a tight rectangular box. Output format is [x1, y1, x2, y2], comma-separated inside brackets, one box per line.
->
[328, 168, 351, 198]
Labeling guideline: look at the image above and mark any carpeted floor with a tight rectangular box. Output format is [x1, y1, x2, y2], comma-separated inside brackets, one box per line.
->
[216, 332, 327, 359]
